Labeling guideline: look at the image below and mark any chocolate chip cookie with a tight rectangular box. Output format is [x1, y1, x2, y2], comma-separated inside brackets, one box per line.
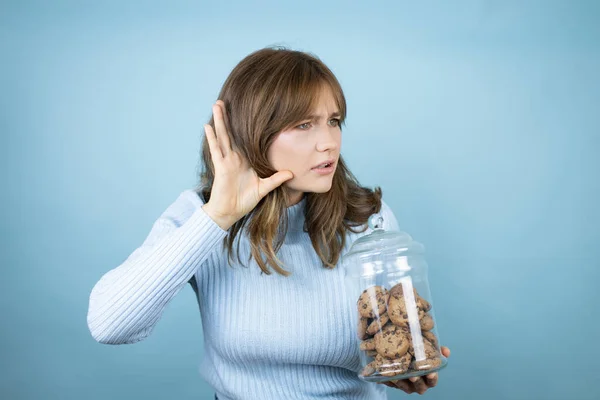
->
[357, 285, 389, 318]
[374, 324, 410, 359]
[357, 316, 370, 340]
[359, 360, 378, 377]
[410, 337, 442, 370]
[422, 330, 439, 348]
[366, 312, 390, 336]
[375, 352, 412, 377]
[359, 338, 376, 351]
[420, 312, 435, 331]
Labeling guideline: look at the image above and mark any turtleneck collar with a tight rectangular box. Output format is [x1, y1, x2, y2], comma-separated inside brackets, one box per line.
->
[285, 195, 307, 232]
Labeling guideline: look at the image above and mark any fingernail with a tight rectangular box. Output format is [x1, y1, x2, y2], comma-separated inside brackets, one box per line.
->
[427, 373, 436, 379]
[409, 377, 418, 382]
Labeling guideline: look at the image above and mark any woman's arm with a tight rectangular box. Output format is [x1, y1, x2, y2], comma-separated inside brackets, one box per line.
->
[86, 191, 227, 345]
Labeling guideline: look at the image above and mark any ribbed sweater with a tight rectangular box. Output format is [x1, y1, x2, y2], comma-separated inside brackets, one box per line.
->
[87, 188, 400, 399]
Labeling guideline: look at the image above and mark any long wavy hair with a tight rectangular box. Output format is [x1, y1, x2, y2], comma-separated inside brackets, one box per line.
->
[195, 46, 383, 276]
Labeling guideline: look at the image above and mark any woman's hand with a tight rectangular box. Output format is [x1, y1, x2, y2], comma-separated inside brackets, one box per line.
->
[202, 100, 294, 230]
[379, 346, 451, 395]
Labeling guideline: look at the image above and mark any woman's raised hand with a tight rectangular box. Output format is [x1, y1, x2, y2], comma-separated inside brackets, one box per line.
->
[201, 101, 294, 230]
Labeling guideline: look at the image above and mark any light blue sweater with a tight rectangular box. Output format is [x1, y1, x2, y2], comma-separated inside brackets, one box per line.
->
[87, 188, 400, 399]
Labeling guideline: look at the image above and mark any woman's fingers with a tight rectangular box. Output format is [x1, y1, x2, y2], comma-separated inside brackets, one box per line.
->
[425, 372, 438, 387]
[380, 374, 439, 394]
[392, 380, 414, 393]
[212, 103, 232, 156]
[378, 380, 414, 394]
[380, 381, 397, 389]
[409, 377, 428, 395]
[204, 124, 223, 164]
[441, 346, 451, 357]
[216, 100, 233, 138]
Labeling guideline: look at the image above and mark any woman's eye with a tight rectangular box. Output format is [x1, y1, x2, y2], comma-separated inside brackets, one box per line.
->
[297, 122, 311, 130]
[328, 118, 340, 127]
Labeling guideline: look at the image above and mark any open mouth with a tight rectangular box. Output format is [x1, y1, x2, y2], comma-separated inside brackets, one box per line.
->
[313, 162, 333, 169]
[312, 159, 335, 170]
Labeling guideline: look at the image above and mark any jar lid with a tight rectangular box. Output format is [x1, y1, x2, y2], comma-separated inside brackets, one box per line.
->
[343, 214, 425, 260]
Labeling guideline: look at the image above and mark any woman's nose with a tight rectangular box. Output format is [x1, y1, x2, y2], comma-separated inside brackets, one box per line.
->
[316, 127, 340, 152]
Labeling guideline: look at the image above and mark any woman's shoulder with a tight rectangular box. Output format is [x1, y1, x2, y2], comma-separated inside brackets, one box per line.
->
[378, 198, 400, 232]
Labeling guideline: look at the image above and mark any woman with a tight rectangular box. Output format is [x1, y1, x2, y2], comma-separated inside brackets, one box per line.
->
[87, 47, 450, 399]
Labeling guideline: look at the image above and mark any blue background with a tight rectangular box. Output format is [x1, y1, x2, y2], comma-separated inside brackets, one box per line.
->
[2, 1, 599, 399]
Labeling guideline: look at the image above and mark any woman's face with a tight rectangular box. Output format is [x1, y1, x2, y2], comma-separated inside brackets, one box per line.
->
[267, 87, 342, 205]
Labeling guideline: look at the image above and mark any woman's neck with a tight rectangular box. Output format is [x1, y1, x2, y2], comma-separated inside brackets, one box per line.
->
[286, 190, 305, 207]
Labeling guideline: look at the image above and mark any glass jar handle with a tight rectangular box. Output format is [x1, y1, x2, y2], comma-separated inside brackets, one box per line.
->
[368, 214, 384, 230]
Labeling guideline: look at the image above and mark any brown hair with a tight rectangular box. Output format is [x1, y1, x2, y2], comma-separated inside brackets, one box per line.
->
[195, 46, 382, 276]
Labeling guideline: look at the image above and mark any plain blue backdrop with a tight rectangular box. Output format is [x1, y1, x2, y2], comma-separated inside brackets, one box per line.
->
[1, 1, 599, 399]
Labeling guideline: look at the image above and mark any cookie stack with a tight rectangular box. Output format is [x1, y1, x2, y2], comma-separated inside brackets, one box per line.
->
[356, 284, 442, 378]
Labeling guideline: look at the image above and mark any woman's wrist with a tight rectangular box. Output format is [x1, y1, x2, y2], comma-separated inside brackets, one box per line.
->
[201, 203, 236, 231]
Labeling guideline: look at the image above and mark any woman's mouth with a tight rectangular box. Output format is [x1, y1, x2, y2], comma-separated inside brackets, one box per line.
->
[311, 160, 335, 175]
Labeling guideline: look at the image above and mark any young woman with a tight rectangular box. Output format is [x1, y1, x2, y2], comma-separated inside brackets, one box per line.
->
[87, 47, 450, 399]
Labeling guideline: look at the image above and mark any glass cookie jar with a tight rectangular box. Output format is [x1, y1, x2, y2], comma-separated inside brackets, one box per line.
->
[343, 214, 448, 383]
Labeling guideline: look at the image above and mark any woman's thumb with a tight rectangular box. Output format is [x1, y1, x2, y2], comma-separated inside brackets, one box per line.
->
[258, 171, 294, 198]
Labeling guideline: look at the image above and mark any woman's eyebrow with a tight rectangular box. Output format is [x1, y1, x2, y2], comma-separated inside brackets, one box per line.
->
[306, 111, 341, 121]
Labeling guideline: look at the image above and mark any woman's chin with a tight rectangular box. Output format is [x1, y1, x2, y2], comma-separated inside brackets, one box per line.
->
[292, 182, 334, 194]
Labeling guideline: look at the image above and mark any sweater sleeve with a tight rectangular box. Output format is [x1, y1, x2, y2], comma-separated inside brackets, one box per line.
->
[86, 190, 228, 345]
